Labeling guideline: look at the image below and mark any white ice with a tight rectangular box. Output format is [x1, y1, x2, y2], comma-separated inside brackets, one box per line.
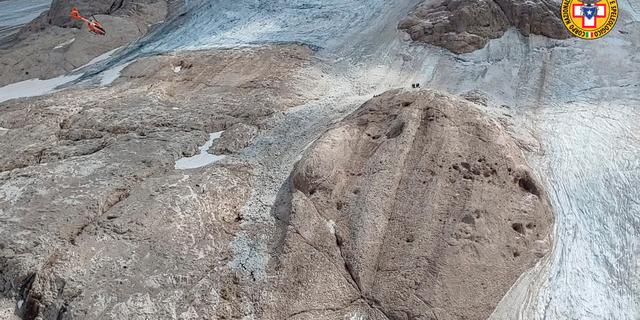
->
[175, 132, 225, 170]
[83, 47, 123, 68]
[99, 60, 136, 86]
[0, 0, 50, 39]
[54, 37, 75, 49]
[0, 46, 126, 103]
[0, 73, 83, 104]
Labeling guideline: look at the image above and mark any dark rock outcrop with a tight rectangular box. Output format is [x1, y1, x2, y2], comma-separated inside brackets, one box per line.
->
[399, 0, 571, 53]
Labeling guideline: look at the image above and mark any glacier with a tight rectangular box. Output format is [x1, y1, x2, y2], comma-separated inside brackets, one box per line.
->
[3, 0, 640, 318]
[0, 0, 51, 39]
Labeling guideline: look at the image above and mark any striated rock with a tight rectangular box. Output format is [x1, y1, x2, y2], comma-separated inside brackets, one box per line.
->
[399, 0, 571, 53]
[263, 89, 554, 319]
[209, 123, 259, 155]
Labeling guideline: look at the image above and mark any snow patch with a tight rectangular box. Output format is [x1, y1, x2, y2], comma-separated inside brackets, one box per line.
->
[175, 131, 225, 169]
[0, 73, 83, 103]
[54, 37, 75, 49]
[99, 60, 136, 86]
[0, 127, 7, 136]
[0, 45, 127, 103]
[83, 47, 123, 68]
[174, 66, 182, 73]
[326, 220, 336, 234]
[17, 300, 23, 309]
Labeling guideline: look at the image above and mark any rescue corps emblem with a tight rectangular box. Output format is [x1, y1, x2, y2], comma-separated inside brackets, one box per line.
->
[561, 0, 618, 39]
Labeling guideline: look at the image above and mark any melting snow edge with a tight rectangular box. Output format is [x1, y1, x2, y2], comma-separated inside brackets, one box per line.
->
[175, 131, 226, 169]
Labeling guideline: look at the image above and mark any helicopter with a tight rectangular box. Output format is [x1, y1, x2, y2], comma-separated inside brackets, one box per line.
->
[71, 7, 106, 36]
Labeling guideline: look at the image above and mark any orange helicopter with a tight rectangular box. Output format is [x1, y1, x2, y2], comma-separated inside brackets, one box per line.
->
[71, 7, 106, 35]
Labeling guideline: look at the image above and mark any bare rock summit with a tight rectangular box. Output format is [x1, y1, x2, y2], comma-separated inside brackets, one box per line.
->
[261, 89, 554, 319]
[399, 0, 571, 53]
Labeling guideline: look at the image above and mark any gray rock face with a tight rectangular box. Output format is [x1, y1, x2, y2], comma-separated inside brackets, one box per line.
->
[48, 0, 119, 27]
[0, 45, 553, 319]
[209, 123, 259, 155]
[462, 89, 489, 106]
[0, 0, 167, 86]
[399, 0, 570, 53]
[0, 45, 323, 320]
[263, 89, 553, 319]
[14, 0, 166, 32]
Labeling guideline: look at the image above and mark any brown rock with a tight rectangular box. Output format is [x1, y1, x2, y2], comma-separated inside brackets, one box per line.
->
[210, 123, 259, 155]
[399, 0, 571, 53]
[0, 45, 324, 320]
[0, 46, 554, 319]
[264, 89, 553, 319]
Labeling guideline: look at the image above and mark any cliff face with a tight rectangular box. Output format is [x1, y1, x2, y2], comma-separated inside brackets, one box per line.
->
[399, 0, 570, 53]
[0, 0, 168, 86]
[261, 89, 553, 319]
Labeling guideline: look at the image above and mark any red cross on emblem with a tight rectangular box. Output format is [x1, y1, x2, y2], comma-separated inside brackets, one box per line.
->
[572, 2, 607, 28]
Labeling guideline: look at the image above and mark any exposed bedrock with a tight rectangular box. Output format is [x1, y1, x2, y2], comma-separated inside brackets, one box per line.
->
[399, 0, 571, 53]
[209, 123, 259, 155]
[262, 89, 554, 320]
[0, 43, 555, 319]
[0, 0, 168, 86]
[0, 44, 320, 320]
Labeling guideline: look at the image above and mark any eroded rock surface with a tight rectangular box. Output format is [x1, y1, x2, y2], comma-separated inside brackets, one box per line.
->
[263, 89, 554, 319]
[0, 44, 322, 320]
[209, 123, 259, 155]
[0, 0, 168, 86]
[0, 43, 554, 319]
[399, 0, 570, 53]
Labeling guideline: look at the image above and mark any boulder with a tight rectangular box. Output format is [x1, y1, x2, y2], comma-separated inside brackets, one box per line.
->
[263, 89, 554, 319]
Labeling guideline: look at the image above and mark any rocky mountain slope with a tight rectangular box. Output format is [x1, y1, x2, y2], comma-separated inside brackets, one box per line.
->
[0, 0, 168, 86]
[398, 0, 570, 53]
[9, 0, 637, 317]
[0, 44, 321, 320]
[0, 42, 554, 318]
[261, 89, 553, 320]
